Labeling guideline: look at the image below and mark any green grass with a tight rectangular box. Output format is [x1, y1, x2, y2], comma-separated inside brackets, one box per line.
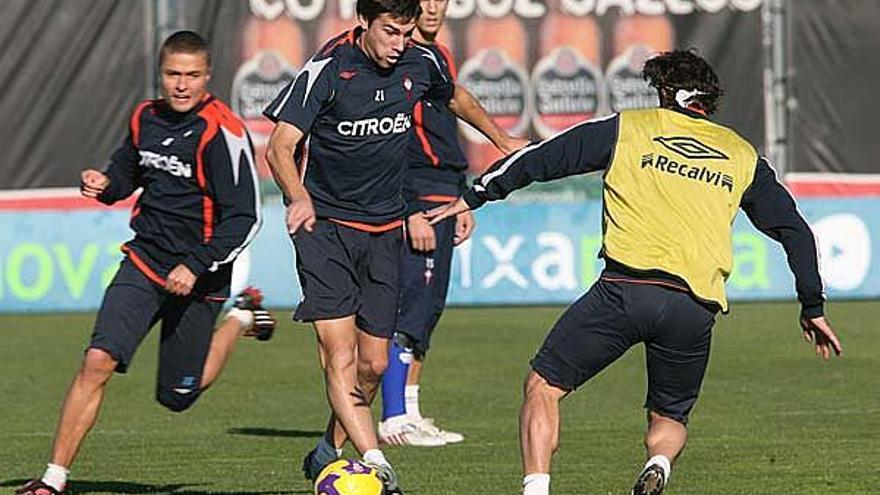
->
[0, 302, 876, 494]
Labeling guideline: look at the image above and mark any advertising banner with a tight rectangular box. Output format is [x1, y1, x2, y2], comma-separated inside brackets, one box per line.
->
[1, 197, 876, 312]
[4, 0, 766, 191]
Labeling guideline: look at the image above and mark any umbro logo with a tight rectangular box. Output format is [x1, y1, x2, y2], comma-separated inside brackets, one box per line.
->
[653, 136, 729, 160]
[161, 137, 174, 146]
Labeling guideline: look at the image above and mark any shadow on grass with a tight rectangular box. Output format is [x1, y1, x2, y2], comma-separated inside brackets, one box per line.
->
[227, 427, 324, 439]
[1, 479, 308, 494]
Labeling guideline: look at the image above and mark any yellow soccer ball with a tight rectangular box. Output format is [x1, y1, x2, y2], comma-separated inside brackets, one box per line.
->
[314, 459, 384, 495]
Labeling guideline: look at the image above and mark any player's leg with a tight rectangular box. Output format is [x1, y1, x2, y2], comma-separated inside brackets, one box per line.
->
[201, 287, 276, 388]
[521, 279, 638, 495]
[520, 370, 566, 495]
[155, 295, 221, 412]
[405, 216, 461, 441]
[379, 218, 446, 446]
[631, 286, 715, 495]
[18, 260, 163, 495]
[352, 227, 405, 491]
[295, 220, 366, 479]
[315, 316, 381, 452]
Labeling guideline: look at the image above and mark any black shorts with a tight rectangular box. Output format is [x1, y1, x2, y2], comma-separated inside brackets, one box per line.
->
[531, 273, 717, 424]
[89, 259, 226, 409]
[397, 214, 455, 355]
[292, 219, 402, 338]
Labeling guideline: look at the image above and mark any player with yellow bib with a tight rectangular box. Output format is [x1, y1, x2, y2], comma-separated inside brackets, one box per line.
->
[427, 50, 843, 495]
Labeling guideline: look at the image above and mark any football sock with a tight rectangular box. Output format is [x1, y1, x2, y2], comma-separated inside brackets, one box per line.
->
[522, 473, 550, 495]
[314, 436, 339, 465]
[363, 448, 389, 467]
[382, 414, 411, 431]
[225, 307, 253, 331]
[381, 338, 411, 421]
[41, 463, 69, 492]
[644, 454, 671, 481]
[405, 385, 422, 421]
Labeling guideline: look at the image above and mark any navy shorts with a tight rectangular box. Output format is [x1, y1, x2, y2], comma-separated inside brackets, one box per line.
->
[397, 214, 456, 355]
[531, 272, 717, 424]
[89, 259, 227, 410]
[292, 219, 402, 338]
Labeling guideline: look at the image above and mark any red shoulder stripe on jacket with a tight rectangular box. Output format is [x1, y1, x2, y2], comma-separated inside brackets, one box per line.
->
[129, 100, 154, 148]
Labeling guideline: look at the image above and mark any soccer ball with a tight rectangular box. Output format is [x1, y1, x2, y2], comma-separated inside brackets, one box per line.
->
[314, 459, 384, 495]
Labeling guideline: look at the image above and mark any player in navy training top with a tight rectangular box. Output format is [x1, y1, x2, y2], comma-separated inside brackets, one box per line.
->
[263, 0, 518, 490]
[377, 0, 527, 448]
[16, 32, 274, 495]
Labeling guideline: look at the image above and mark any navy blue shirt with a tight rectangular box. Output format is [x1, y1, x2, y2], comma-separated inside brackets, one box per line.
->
[264, 28, 453, 224]
[99, 96, 261, 289]
[405, 41, 469, 214]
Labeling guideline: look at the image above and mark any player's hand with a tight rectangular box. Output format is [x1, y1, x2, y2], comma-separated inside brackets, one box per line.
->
[499, 135, 530, 155]
[426, 197, 470, 226]
[80, 169, 110, 198]
[286, 193, 316, 235]
[799, 315, 842, 360]
[166, 264, 196, 296]
[454, 210, 475, 245]
[407, 213, 436, 252]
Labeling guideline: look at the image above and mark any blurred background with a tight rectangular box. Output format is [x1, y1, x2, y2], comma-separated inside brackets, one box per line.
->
[2, 0, 879, 311]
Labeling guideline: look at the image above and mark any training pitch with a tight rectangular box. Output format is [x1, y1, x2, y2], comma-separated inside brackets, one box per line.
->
[0, 302, 875, 494]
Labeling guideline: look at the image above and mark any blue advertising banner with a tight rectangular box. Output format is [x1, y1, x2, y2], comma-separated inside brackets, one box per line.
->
[0, 198, 876, 312]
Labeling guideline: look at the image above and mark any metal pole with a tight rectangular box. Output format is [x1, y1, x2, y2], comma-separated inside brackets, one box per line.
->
[762, 0, 788, 174]
[144, 0, 155, 99]
[150, 0, 184, 97]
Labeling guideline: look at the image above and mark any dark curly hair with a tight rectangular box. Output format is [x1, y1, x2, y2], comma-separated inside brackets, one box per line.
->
[643, 49, 722, 114]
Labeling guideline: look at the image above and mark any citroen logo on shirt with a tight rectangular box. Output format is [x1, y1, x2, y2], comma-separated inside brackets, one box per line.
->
[653, 136, 729, 160]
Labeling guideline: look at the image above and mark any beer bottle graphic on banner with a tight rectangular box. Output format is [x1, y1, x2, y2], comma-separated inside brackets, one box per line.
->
[232, 16, 303, 178]
[531, 10, 604, 140]
[606, 14, 674, 112]
[459, 15, 529, 174]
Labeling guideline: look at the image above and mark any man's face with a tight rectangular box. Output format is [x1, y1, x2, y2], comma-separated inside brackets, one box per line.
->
[362, 14, 417, 69]
[160, 51, 210, 113]
[417, 0, 448, 37]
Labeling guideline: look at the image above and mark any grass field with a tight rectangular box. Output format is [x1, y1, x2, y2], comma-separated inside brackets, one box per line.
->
[0, 301, 876, 494]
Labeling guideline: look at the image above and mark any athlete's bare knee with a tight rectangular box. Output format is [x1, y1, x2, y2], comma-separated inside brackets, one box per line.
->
[156, 387, 201, 413]
[357, 353, 387, 383]
[78, 348, 118, 386]
[645, 410, 687, 450]
[523, 371, 565, 404]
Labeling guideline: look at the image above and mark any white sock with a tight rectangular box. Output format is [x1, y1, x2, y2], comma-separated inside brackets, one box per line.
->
[383, 414, 411, 430]
[363, 448, 389, 467]
[644, 454, 672, 481]
[404, 385, 422, 420]
[41, 463, 69, 492]
[226, 307, 253, 330]
[522, 473, 550, 495]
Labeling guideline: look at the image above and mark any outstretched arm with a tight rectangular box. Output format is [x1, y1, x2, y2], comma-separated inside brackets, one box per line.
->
[740, 158, 842, 359]
[427, 114, 618, 225]
[448, 84, 526, 154]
